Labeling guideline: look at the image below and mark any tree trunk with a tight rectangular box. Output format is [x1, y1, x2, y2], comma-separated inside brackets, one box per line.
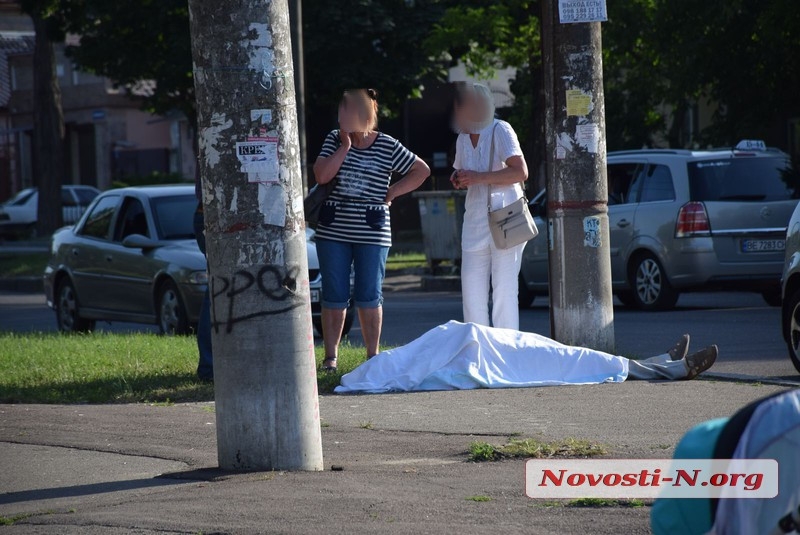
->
[189, 0, 323, 471]
[32, 12, 64, 237]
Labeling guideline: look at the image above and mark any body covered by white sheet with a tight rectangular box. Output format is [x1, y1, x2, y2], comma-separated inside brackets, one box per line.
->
[335, 321, 629, 394]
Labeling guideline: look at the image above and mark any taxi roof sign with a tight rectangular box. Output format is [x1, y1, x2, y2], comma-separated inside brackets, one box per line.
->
[735, 140, 767, 151]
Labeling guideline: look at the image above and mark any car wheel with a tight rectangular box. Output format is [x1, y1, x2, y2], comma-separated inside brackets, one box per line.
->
[629, 253, 679, 311]
[312, 307, 356, 338]
[55, 278, 95, 333]
[762, 287, 782, 307]
[784, 289, 800, 374]
[518, 273, 536, 309]
[157, 280, 190, 335]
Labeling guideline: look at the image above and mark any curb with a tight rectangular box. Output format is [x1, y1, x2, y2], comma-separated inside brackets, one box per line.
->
[0, 276, 43, 293]
[701, 371, 800, 388]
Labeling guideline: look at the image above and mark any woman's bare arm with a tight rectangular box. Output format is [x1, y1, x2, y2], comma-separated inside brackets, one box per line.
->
[385, 158, 431, 204]
[453, 155, 528, 188]
[312, 131, 352, 184]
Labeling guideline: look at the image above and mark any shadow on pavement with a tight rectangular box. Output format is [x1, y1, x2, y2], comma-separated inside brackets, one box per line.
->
[0, 476, 194, 506]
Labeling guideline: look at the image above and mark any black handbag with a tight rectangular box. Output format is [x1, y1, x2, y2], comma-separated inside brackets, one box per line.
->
[303, 179, 337, 228]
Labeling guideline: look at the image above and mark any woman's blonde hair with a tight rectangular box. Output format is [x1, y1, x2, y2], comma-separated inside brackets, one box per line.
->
[341, 88, 379, 132]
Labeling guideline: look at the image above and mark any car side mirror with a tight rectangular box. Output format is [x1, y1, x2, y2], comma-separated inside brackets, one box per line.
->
[122, 234, 159, 250]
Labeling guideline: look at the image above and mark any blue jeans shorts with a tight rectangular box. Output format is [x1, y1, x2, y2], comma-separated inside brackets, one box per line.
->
[315, 238, 389, 310]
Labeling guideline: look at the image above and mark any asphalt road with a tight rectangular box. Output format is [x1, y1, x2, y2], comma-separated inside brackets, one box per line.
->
[1, 288, 797, 382]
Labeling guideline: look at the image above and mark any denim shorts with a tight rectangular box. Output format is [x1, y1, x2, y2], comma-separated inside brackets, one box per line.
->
[315, 237, 389, 309]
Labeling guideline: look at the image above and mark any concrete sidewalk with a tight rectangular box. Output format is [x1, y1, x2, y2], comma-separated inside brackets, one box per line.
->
[0, 380, 792, 534]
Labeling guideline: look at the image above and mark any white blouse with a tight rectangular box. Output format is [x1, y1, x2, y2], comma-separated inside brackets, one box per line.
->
[453, 119, 525, 252]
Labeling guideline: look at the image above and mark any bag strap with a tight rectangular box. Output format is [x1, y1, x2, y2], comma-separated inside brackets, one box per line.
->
[486, 121, 526, 213]
[486, 122, 499, 212]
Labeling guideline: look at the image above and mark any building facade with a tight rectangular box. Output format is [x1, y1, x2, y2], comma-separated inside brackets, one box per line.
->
[0, 0, 195, 202]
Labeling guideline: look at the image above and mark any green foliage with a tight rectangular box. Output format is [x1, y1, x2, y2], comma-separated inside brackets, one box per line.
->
[465, 495, 492, 502]
[651, 0, 800, 146]
[425, 1, 540, 78]
[0, 253, 49, 278]
[56, 0, 453, 124]
[303, 0, 450, 117]
[468, 437, 606, 462]
[0, 513, 34, 526]
[59, 0, 195, 125]
[468, 441, 500, 461]
[40, 0, 799, 151]
[602, 0, 667, 148]
[567, 498, 646, 508]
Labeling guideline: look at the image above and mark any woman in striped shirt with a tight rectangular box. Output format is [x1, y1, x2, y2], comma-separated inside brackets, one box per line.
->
[313, 89, 430, 371]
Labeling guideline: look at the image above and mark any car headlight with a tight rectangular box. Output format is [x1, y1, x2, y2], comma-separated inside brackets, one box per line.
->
[188, 270, 208, 284]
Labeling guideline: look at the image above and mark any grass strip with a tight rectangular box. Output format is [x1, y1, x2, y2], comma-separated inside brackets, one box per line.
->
[468, 437, 607, 462]
[0, 332, 369, 403]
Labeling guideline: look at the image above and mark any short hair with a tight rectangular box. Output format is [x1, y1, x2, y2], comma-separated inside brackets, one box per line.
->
[341, 88, 379, 131]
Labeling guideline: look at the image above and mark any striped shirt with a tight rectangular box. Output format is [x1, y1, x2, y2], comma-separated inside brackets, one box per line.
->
[315, 130, 416, 247]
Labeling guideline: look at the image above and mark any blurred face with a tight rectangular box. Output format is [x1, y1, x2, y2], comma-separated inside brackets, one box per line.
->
[338, 94, 372, 133]
[453, 88, 493, 134]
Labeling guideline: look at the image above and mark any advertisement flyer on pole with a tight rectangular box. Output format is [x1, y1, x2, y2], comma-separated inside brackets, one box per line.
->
[558, 0, 607, 23]
[236, 137, 279, 183]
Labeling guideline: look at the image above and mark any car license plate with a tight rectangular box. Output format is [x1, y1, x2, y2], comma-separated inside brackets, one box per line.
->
[741, 239, 785, 253]
[310, 289, 320, 303]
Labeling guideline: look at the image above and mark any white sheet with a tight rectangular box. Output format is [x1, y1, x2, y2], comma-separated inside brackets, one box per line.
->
[335, 321, 629, 394]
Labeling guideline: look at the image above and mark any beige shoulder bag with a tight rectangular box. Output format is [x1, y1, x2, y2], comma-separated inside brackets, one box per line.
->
[486, 123, 538, 250]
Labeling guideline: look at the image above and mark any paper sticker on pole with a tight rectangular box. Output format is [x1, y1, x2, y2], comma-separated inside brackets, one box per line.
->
[566, 89, 592, 116]
[584, 216, 601, 248]
[576, 123, 600, 154]
[236, 137, 279, 183]
[558, 0, 608, 24]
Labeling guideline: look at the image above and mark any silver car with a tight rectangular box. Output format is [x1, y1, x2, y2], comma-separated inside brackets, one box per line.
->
[780, 202, 800, 374]
[44, 185, 350, 335]
[520, 141, 797, 311]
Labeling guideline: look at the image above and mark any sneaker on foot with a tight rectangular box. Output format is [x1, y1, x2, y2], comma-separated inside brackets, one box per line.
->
[668, 334, 691, 361]
[683, 345, 718, 380]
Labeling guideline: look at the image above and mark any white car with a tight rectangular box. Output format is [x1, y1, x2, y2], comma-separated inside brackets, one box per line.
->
[0, 185, 101, 236]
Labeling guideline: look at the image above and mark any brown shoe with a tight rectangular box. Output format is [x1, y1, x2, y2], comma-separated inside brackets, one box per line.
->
[683, 345, 718, 380]
[668, 334, 691, 361]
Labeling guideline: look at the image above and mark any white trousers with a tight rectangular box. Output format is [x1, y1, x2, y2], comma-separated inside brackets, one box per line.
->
[461, 242, 526, 330]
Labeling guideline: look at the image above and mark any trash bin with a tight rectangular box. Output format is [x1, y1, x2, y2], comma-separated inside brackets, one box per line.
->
[412, 190, 467, 270]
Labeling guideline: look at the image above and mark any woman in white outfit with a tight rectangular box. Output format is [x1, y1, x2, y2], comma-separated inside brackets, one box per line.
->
[451, 83, 528, 330]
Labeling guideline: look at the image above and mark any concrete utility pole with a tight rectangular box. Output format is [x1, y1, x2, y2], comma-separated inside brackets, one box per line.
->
[541, 0, 615, 353]
[188, 0, 324, 471]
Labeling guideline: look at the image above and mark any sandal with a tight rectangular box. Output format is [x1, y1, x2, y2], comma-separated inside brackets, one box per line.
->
[683, 345, 718, 380]
[667, 334, 691, 361]
[322, 357, 338, 373]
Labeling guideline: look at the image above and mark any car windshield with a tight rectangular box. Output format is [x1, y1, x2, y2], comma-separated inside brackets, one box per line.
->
[151, 194, 197, 240]
[5, 189, 35, 206]
[688, 156, 798, 202]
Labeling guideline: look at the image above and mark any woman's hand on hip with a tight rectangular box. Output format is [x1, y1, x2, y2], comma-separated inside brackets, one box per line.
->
[385, 188, 395, 206]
